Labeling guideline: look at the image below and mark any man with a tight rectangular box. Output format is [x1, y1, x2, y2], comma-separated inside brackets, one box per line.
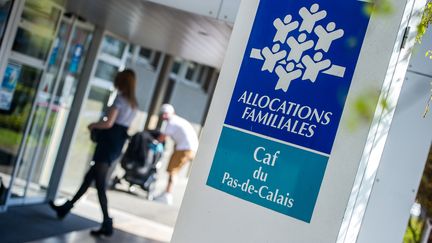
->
[155, 104, 199, 204]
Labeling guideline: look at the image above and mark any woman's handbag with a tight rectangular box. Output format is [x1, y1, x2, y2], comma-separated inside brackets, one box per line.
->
[90, 128, 103, 143]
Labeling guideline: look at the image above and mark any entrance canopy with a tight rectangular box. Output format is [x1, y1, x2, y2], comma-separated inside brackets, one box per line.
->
[66, 0, 234, 68]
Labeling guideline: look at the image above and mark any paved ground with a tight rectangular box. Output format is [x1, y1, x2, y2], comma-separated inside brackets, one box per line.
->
[43, 138, 192, 242]
[0, 204, 98, 243]
[30, 229, 164, 243]
[0, 203, 168, 243]
[53, 175, 189, 242]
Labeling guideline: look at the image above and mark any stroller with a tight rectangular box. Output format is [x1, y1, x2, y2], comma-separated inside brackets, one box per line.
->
[111, 130, 164, 200]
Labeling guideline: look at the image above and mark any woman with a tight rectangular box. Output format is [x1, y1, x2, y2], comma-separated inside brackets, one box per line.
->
[49, 69, 138, 237]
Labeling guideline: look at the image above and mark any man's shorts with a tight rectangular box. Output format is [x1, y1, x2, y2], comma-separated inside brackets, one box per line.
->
[167, 150, 195, 174]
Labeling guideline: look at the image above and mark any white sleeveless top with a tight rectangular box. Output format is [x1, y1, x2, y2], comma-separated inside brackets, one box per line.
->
[113, 95, 136, 127]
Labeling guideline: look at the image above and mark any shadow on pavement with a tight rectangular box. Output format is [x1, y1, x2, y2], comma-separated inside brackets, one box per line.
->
[0, 204, 98, 243]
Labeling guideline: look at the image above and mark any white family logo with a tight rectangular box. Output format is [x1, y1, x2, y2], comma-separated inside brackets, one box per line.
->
[250, 3, 347, 92]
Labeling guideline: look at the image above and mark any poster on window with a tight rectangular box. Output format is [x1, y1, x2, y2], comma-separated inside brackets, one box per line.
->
[0, 63, 21, 111]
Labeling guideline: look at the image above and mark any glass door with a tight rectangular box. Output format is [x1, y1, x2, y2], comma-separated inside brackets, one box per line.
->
[0, 0, 64, 207]
[9, 17, 94, 204]
[0, 0, 13, 45]
[60, 34, 129, 195]
[0, 0, 15, 208]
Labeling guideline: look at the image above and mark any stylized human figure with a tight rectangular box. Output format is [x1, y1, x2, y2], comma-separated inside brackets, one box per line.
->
[314, 22, 344, 52]
[273, 15, 299, 43]
[299, 4, 327, 33]
[301, 52, 331, 82]
[287, 33, 314, 63]
[275, 62, 302, 92]
[261, 44, 287, 73]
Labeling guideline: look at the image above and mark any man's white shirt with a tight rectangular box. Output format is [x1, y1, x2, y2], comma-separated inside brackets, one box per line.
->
[162, 115, 199, 152]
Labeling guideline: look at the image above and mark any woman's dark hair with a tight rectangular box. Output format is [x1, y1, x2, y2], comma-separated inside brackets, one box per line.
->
[114, 69, 138, 109]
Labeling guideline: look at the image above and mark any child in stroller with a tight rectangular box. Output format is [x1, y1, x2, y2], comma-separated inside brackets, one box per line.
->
[111, 130, 164, 200]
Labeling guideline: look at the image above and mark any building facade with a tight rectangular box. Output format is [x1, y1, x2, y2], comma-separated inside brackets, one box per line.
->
[0, 0, 238, 212]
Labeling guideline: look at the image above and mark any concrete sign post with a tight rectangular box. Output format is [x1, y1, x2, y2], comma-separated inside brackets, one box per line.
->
[206, 0, 369, 224]
[172, 0, 424, 242]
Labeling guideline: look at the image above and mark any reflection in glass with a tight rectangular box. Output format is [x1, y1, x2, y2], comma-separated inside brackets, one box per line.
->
[0, 64, 43, 205]
[22, 0, 61, 33]
[95, 60, 118, 81]
[139, 47, 152, 59]
[12, 21, 93, 199]
[60, 86, 111, 194]
[186, 62, 198, 81]
[12, 0, 62, 60]
[101, 35, 126, 59]
[0, 0, 13, 45]
[52, 0, 66, 6]
[172, 60, 182, 75]
[12, 28, 54, 60]
[0, 0, 69, 205]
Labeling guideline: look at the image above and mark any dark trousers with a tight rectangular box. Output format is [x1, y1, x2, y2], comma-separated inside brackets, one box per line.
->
[70, 162, 111, 221]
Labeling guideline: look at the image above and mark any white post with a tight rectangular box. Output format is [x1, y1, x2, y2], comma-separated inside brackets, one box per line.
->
[421, 219, 432, 243]
[337, 0, 428, 242]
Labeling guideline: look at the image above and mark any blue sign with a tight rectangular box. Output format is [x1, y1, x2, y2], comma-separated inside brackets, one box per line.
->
[207, 127, 328, 223]
[225, 0, 370, 154]
[0, 63, 21, 111]
[49, 38, 60, 66]
[207, 0, 370, 222]
[69, 44, 83, 74]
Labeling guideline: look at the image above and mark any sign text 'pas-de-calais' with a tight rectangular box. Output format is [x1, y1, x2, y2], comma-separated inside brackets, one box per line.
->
[207, 0, 370, 223]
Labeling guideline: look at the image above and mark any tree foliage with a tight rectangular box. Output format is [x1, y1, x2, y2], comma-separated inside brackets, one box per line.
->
[417, 2, 432, 43]
[366, 0, 394, 16]
[417, 148, 432, 218]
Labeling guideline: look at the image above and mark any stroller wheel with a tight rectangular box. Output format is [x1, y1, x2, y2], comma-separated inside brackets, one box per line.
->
[146, 184, 156, 201]
[128, 185, 137, 193]
[110, 176, 121, 190]
[147, 192, 154, 201]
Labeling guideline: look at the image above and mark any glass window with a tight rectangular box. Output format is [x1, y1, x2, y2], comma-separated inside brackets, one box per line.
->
[47, 22, 72, 74]
[88, 85, 111, 108]
[94, 60, 118, 82]
[0, 0, 13, 45]
[139, 47, 152, 59]
[12, 27, 54, 60]
[12, 0, 62, 60]
[185, 62, 198, 81]
[101, 35, 126, 59]
[171, 60, 181, 75]
[151, 51, 162, 69]
[128, 44, 135, 54]
[22, 0, 62, 34]
[52, 0, 66, 6]
[197, 66, 207, 83]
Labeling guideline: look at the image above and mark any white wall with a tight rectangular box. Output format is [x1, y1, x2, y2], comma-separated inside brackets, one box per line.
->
[169, 80, 208, 126]
[126, 60, 159, 112]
